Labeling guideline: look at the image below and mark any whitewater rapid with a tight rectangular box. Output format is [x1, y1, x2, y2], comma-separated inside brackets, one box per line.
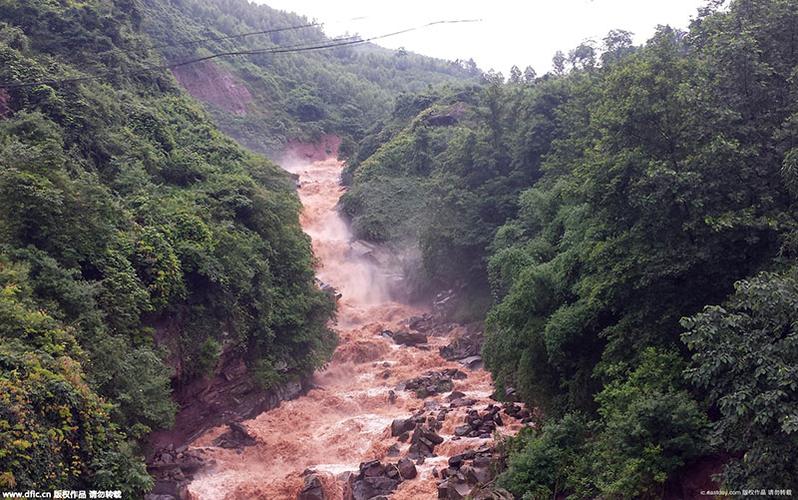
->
[184, 157, 512, 499]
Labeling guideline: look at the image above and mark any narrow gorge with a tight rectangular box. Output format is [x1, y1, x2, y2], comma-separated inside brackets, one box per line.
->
[3, 1, 796, 497]
[177, 153, 528, 499]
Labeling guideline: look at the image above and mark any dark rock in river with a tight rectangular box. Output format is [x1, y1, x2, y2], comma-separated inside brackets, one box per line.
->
[297, 473, 326, 500]
[392, 330, 429, 346]
[343, 458, 417, 500]
[449, 397, 477, 408]
[439, 324, 484, 361]
[397, 457, 417, 479]
[459, 355, 483, 370]
[408, 424, 444, 459]
[146, 448, 208, 500]
[407, 313, 435, 333]
[402, 369, 467, 398]
[446, 390, 466, 401]
[212, 422, 256, 449]
[435, 444, 512, 499]
[391, 418, 416, 437]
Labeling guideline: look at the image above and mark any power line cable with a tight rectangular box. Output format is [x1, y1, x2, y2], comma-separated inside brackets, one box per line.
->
[0, 19, 481, 89]
[96, 21, 322, 56]
[0, 34, 359, 89]
[111, 12, 375, 56]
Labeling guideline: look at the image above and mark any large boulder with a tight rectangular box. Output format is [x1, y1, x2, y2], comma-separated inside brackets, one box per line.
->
[297, 473, 326, 500]
[401, 369, 467, 399]
[438, 479, 473, 499]
[408, 424, 444, 459]
[407, 314, 434, 332]
[350, 476, 399, 500]
[343, 460, 406, 500]
[446, 390, 466, 401]
[462, 464, 492, 484]
[448, 451, 476, 468]
[390, 418, 416, 437]
[459, 356, 483, 370]
[435, 444, 509, 499]
[439, 325, 483, 361]
[212, 422, 256, 448]
[392, 330, 428, 346]
[397, 458, 417, 480]
[146, 448, 206, 500]
[449, 397, 477, 408]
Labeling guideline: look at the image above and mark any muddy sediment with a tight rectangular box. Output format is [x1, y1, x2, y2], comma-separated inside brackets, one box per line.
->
[184, 157, 525, 499]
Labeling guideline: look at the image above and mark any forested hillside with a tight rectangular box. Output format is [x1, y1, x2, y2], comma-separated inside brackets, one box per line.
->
[340, 78, 555, 314]
[342, 0, 798, 495]
[137, 0, 480, 156]
[3, 0, 797, 497]
[0, 0, 340, 494]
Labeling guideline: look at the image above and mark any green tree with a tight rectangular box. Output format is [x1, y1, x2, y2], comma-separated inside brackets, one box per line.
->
[682, 269, 798, 488]
[509, 64, 522, 84]
[522, 65, 537, 83]
[552, 50, 566, 75]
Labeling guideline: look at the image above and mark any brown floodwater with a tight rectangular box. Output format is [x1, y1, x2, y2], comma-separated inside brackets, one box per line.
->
[185, 158, 519, 499]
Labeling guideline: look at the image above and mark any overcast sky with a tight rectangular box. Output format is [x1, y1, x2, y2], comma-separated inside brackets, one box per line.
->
[260, 0, 706, 74]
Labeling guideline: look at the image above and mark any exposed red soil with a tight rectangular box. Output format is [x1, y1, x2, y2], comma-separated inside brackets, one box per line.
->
[171, 60, 253, 116]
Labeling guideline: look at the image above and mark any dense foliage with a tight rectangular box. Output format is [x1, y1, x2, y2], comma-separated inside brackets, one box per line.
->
[343, 0, 798, 495]
[0, 0, 339, 493]
[137, 0, 480, 156]
[3, 0, 797, 495]
[340, 80, 559, 314]
[682, 270, 798, 487]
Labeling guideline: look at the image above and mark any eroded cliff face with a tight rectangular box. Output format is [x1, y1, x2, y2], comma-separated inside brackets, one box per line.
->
[171, 61, 253, 116]
[146, 315, 314, 498]
[147, 343, 307, 452]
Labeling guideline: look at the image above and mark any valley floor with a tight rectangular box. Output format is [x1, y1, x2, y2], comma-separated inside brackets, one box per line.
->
[184, 157, 528, 499]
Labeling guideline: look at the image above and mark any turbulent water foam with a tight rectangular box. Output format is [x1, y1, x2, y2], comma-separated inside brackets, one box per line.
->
[185, 158, 514, 500]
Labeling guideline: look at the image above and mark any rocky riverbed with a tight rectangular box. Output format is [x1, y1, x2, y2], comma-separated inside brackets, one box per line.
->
[149, 157, 533, 499]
